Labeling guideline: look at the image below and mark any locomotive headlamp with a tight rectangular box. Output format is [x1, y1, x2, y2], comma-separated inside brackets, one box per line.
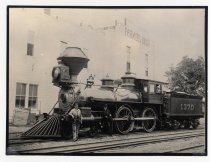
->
[52, 65, 71, 86]
[52, 67, 60, 79]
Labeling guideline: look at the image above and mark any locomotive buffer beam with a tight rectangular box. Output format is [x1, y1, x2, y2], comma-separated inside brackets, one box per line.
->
[113, 117, 157, 121]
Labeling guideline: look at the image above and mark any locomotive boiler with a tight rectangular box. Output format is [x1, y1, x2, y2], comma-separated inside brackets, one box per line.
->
[22, 47, 204, 138]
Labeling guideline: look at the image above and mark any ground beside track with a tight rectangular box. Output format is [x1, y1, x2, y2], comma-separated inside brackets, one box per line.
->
[94, 135, 205, 153]
[7, 117, 206, 154]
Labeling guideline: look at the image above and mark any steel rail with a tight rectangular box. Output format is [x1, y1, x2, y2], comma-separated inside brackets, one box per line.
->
[8, 139, 56, 145]
[165, 144, 205, 153]
[14, 129, 204, 154]
[8, 125, 204, 141]
[57, 132, 205, 153]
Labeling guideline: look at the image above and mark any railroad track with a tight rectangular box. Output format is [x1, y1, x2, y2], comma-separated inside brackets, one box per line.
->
[8, 138, 56, 145]
[8, 132, 24, 139]
[166, 144, 205, 153]
[8, 126, 204, 145]
[8, 129, 204, 154]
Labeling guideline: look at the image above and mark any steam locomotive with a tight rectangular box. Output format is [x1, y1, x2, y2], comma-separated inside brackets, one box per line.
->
[22, 47, 204, 138]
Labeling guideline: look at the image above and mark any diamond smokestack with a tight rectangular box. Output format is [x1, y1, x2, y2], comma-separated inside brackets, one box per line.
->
[57, 47, 89, 83]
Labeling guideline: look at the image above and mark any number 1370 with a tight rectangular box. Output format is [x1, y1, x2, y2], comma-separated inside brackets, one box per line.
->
[181, 104, 194, 111]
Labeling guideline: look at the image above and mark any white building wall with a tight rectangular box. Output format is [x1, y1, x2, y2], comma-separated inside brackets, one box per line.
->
[9, 8, 154, 123]
[98, 20, 154, 79]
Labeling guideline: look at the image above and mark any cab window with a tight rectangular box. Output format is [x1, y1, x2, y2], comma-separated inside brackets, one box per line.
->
[155, 84, 161, 93]
[144, 86, 148, 92]
[149, 84, 155, 93]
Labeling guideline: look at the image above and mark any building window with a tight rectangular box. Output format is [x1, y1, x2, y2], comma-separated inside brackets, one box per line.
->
[28, 84, 38, 108]
[27, 30, 35, 56]
[15, 83, 39, 109]
[15, 83, 26, 108]
[145, 70, 148, 77]
[27, 43, 34, 56]
[44, 8, 51, 15]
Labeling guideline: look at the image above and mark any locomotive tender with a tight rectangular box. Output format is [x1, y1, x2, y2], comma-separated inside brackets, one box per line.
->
[22, 47, 204, 138]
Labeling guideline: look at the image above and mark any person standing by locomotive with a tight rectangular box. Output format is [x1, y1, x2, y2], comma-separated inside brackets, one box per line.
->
[103, 104, 113, 136]
[69, 103, 82, 141]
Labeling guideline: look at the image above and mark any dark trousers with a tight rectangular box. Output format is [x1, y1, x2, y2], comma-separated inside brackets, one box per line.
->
[72, 122, 80, 141]
[105, 118, 113, 135]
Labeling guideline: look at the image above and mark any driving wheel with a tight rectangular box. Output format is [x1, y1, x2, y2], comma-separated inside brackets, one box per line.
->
[142, 107, 157, 133]
[115, 105, 134, 134]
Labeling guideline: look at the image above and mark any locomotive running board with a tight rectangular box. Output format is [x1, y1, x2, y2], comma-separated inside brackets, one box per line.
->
[113, 117, 157, 121]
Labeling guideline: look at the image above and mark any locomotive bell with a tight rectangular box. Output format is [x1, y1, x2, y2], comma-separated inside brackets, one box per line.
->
[57, 47, 89, 83]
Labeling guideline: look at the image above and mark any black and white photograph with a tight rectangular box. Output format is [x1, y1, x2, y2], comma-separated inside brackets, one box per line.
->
[6, 6, 207, 156]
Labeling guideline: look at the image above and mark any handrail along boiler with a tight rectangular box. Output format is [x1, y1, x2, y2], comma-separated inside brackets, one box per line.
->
[22, 47, 204, 138]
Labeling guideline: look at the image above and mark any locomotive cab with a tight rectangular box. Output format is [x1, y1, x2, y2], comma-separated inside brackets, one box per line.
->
[135, 79, 164, 104]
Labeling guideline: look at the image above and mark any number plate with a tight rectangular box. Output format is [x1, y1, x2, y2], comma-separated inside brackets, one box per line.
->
[180, 104, 195, 111]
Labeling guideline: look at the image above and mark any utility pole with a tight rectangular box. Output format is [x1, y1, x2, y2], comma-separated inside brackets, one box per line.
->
[145, 53, 149, 77]
[126, 46, 131, 74]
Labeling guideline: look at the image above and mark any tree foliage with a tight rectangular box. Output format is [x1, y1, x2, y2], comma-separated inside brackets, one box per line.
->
[165, 56, 205, 96]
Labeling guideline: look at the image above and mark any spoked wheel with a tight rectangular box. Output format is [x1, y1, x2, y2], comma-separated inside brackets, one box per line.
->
[184, 120, 191, 129]
[89, 125, 98, 137]
[171, 120, 180, 130]
[192, 119, 199, 129]
[142, 107, 157, 133]
[115, 105, 134, 134]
